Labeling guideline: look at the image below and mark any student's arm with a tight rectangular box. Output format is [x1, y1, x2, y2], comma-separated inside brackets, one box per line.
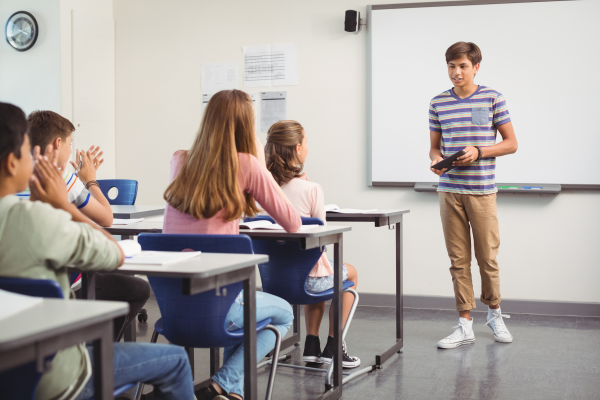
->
[243, 154, 301, 232]
[70, 146, 113, 227]
[429, 130, 446, 176]
[30, 156, 124, 266]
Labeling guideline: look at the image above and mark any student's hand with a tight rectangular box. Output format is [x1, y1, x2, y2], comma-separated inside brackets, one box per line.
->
[430, 157, 446, 176]
[30, 156, 70, 209]
[453, 146, 478, 167]
[299, 172, 309, 181]
[34, 145, 60, 168]
[71, 146, 104, 184]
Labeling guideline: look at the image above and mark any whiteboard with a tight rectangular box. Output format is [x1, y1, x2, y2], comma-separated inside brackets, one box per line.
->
[367, 0, 600, 188]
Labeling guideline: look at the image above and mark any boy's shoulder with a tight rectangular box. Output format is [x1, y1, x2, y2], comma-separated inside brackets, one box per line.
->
[431, 89, 453, 101]
[0, 196, 73, 242]
[475, 86, 503, 99]
[3, 196, 71, 224]
[430, 89, 454, 107]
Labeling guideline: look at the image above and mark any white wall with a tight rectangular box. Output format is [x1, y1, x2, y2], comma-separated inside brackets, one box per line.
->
[0, 0, 62, 115]
[114, 0, 600, 304]
[60, 0, 113, 121]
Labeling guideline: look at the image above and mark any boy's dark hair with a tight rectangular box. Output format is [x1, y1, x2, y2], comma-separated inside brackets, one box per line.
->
[0, 102, 28, 167]
[27, 110, 75, 153]
[446, 42, 482, 66]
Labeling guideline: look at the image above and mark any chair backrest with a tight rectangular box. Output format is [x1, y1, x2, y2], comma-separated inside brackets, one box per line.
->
[0, 278, 62, 400]
[137, 233, 254, 348]
[0, 278, 63, 299]
[244, 216, 327, 305]
[97, 179, 138, 205]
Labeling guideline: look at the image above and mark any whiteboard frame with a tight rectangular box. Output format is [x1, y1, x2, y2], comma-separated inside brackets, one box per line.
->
[366, 0, 600, 190]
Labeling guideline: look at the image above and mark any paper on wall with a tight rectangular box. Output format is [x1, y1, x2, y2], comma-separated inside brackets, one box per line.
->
[243, 44, 298, 87]
[201, 62, 238, 92]
[260, 91, 287, 133]
[201, 93, 214, 114]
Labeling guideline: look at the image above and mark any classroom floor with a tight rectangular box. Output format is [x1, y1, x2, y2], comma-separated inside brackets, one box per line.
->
[131, 296, 600, 400]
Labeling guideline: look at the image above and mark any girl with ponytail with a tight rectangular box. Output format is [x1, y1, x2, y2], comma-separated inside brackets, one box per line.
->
[265, 120, 361, 369]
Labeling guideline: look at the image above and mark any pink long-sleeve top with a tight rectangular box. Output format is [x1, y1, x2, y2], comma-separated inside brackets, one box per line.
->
[280, 176, 333, 278]
[163, 150, 301, 235]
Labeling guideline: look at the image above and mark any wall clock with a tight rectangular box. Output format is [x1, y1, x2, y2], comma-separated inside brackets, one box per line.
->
[5, 11, 38, 52]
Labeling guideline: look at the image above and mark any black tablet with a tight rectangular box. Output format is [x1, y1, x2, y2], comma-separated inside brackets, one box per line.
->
[431, 150, 466, 171]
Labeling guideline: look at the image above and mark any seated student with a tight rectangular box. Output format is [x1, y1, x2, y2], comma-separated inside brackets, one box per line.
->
[264, 120, 361, 368]
[19, 110, 150, 340]
[0, 102, 194, 400]
[163, 89, 301, 400]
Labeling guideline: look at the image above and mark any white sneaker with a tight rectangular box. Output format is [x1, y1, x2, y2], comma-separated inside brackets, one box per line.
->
[485, 307, 513, 343]
[437, 317, 475, 349]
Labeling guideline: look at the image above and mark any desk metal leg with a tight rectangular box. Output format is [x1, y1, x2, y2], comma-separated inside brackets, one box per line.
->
[243, 271, 257, 400]
[82, 272, 96, 300]
[319, 238, 343, 400]
[374, 217, 404, 367]
[93, 320, 114, 400]
[210, 348, 220, 376]
[124, 321, 136, 342]
[271, 304, 301, 355]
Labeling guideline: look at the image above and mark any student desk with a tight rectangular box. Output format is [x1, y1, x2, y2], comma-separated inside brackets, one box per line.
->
[326, 209, 410, 368]
[77, 252, 268, 400]
[105, 220, 163, 240]
[110, 205, 165, 219]
[239, 225, 352, 400]
[0, 299, 128, 400]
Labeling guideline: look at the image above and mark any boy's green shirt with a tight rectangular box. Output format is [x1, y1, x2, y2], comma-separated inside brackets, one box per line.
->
[0, 195, 121, 400]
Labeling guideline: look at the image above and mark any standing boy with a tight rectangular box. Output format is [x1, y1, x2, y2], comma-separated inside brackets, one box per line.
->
[429, 42, 518, 348]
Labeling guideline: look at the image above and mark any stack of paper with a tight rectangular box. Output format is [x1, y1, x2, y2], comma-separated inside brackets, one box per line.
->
[324, 204, 378, 214]
[0, 289, 43, 321]
[239, 220, 312, 230]
[124, 251, 202, 266]
[112, 218, 145, 225]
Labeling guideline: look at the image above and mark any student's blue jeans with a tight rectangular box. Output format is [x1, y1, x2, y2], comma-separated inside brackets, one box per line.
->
[75, 342, 193, 400]
[212, 291, 294, 397]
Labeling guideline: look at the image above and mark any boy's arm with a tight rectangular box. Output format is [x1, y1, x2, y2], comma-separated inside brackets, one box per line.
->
[429, 130, 446, 176]
[71, 146, 113, 227]
[30, 156, 124, 266]
[453, 122, 518, 166]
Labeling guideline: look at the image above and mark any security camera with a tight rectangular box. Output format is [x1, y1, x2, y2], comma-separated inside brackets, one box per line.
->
[344, 10, 364, 34]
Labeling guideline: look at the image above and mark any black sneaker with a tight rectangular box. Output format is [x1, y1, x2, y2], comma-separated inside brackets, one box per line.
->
[303, 334, 323, 363]
[319, 336, 361, 368]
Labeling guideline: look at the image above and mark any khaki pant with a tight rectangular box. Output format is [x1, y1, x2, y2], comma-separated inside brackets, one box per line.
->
[439, 192, 501, 311]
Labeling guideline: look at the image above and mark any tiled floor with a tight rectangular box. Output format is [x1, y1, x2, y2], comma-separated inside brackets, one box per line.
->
[132, 296, 600, 400]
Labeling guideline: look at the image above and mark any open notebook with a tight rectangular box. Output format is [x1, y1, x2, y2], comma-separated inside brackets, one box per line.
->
[0, 289, 43, 321]
[239, 220, 312, 230]
[324, 204, 378, 214]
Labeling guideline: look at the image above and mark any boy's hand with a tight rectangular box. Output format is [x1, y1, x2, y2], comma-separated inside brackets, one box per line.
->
[71, 146, 104, 184]
[453, 146, 478, 167]
[30, 156, 70, 210]
[430, 157, 446, 176]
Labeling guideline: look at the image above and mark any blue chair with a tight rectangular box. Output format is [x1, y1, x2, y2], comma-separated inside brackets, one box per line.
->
[137, 233, 282, 400]
[96, 179, 148, 325]
[244, 216, 364, 388]
[0, 278, 137, 400]
[97, 179, 138, 205]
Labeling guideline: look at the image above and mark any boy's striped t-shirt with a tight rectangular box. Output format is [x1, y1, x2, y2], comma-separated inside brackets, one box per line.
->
[17, 169, 91, 208]
[429, 85, 511, 195]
